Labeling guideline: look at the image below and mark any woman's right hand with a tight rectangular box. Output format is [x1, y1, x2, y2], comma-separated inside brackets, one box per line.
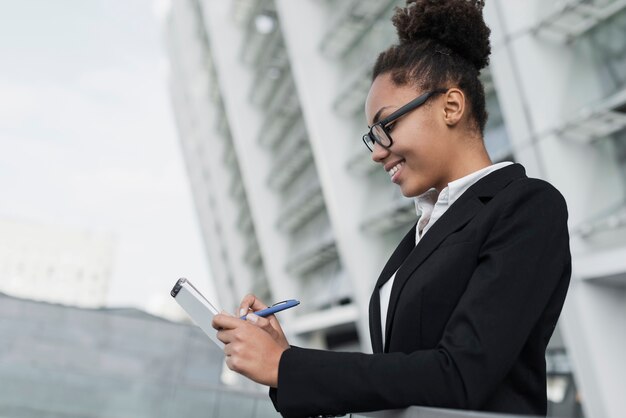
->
[238, 294, 290, 350]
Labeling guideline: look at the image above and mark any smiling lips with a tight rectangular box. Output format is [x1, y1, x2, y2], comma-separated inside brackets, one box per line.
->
[386, 160, 405, 183]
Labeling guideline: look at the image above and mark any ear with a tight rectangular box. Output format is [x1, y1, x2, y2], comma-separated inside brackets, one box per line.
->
[441, 88, 465, 126]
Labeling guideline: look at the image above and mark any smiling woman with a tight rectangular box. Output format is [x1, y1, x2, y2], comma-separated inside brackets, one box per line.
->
[211, 1, 572, 417]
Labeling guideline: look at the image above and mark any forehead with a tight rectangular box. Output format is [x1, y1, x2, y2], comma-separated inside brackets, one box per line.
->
[365, 73, 422, 123]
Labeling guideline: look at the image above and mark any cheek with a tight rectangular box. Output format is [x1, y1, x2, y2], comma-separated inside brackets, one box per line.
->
[401, 134, 433, 165]
[393, 124, 423, 155]
[399, 116, 438, 155]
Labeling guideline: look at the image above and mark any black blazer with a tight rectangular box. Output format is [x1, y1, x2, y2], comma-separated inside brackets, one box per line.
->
[270, 164, 571, 418]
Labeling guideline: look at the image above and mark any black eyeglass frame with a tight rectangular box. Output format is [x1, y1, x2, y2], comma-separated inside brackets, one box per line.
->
[362, 88, 448, 152]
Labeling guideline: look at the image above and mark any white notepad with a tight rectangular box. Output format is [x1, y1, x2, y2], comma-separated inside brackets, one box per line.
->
[171, 278, 224, 348]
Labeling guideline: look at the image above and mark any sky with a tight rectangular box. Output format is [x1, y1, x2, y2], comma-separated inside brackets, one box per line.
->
[0, 0, 217, 315]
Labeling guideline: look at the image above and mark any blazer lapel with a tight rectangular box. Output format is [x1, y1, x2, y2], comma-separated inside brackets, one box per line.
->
[376, 224, 417, 288]
[383, 196, 483, 350]
[369, 224, 416, 353]
[382, 163, 527, 351]
[369, 291, 384, 353]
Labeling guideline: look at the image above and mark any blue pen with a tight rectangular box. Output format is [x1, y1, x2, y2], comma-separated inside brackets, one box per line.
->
[240, 299, 300, 320]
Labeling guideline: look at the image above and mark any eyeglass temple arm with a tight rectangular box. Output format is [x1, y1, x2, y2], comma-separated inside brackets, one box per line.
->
[378, 89, 448, 126]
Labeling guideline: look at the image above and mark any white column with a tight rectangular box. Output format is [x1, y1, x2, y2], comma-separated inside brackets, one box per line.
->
[199, 0, 299, 324]
[168, 77, 235, 310]
[274, 0, 397, 349]
[167, 0, 256, 311]
[486, 1, 626, 417]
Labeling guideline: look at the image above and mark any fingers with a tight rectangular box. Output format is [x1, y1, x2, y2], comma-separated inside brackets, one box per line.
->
[246, 314, 290, 350]
[216, 315, 251, 344]
[268, 316, 285, 334]
[211, 312, 239, 331]
[238, 294, 268, 317]
[244, 311, 281, 331]
[246, 314, 278, 339]
[216, 328, 232, 344]
[220, 323, 285, 387]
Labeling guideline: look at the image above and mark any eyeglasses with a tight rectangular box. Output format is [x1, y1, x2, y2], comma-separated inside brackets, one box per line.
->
[362, 89, 448, 152]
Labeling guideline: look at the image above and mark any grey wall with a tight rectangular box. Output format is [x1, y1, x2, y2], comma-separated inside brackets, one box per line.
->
[0, 293, 279, 418]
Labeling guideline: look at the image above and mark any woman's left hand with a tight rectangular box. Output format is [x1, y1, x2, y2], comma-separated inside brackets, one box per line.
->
[212, 312, 288, 387]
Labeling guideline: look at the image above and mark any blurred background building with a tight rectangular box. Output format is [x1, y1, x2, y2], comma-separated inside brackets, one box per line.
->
[0, 218, 115, 308]
[0, 292, 278, 418]
[164, 1, 626, 417]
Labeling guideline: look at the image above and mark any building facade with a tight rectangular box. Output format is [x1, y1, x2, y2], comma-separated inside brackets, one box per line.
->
[164, 1, 626, 417]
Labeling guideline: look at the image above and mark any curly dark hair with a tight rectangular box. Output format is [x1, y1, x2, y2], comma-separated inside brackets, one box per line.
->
[372, 0, 491, 134]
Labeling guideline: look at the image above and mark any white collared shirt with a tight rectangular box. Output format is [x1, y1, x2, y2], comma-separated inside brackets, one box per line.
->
[379, 161, 513, 346]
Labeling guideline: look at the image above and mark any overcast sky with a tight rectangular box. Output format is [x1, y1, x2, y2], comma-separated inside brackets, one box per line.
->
[0, 0, 217, 313]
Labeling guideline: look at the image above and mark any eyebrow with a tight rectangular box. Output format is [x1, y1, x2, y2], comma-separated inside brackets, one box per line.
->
[372, 106, 391, 125]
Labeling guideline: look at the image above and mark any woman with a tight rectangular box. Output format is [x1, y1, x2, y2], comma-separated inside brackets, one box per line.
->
[212, 0, 571, 416]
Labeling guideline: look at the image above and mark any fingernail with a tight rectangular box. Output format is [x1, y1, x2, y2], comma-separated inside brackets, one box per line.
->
[247, 313, 258, 323]
[239, 308, 247, 317]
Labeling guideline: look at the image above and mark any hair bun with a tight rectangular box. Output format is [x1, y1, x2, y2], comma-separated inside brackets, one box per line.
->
[392, 0, 491, 70]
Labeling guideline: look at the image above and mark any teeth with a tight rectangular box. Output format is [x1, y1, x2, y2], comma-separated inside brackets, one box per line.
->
[388, 162, 403, 177]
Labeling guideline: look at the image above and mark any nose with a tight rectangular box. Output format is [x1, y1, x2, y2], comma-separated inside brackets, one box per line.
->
[371, 142, 390, 163]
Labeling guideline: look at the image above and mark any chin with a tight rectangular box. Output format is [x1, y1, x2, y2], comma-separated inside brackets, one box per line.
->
[399, 184, 422, 198]
[400, 184, 430, 198]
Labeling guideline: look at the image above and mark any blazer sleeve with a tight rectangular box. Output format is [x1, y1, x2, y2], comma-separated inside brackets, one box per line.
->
[271, 180, 571, 418]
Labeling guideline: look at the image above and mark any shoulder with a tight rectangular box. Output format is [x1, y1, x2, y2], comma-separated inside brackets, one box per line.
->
[483, 177, 569, 234]
[500, 175, 568, 213]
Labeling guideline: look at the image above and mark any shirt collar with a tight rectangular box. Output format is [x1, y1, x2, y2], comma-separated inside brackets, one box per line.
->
[446, 161, 514, 207]
[414, 161, 514, 217]
[414, 188, 438, 216]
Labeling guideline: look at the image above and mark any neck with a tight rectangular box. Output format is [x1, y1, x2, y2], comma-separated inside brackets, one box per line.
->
[436, 140, 492, 191]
